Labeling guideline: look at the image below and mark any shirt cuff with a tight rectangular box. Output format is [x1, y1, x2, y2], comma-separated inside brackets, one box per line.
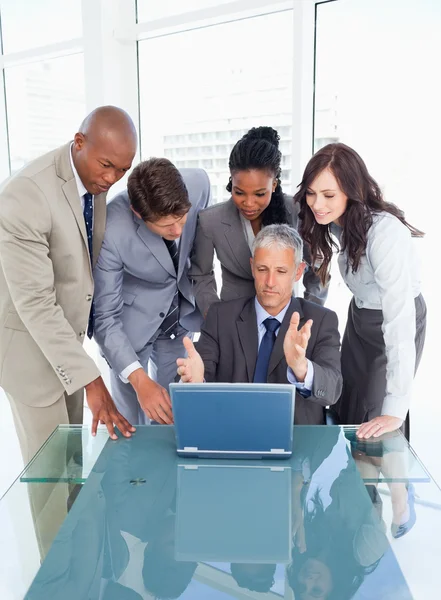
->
[120, 361, 142, 383]
[287, 360, 314, 390]
[381, 394, 410, 422]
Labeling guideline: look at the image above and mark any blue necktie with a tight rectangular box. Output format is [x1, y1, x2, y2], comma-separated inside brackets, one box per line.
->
[253, 317, 280, 383]
[83, 192, 94, 338]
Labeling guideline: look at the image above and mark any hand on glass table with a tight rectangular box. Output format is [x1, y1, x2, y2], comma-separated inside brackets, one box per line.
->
[85, 376, 136, 439]
[357, 415, 403, 439]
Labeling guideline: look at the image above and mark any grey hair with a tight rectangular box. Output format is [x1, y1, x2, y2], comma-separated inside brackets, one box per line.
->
[252, 224, 303, 267]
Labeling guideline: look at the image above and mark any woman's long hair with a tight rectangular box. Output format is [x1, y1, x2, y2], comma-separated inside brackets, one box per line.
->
[287, 489, 381, 600]
[227, 126, 289, 225]
[294, 143, 424, 285]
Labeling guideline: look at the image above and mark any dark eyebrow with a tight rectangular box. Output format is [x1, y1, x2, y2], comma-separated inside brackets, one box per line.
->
[307, 187, 336, 193]
[100, 158, 130, 171]
[234, 186, 267, 193]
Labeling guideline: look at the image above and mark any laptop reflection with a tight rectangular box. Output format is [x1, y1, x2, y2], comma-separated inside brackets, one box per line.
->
[175, 461, 292, 564]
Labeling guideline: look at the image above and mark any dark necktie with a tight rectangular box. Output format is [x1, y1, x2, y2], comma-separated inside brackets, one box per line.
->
[253, 317, 280, 383]
[83, 192, 94, 338]
[161, 238, 180, 338]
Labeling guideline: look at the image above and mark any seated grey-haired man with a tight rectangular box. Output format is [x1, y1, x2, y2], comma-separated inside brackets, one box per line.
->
[177, 224, 342, 424]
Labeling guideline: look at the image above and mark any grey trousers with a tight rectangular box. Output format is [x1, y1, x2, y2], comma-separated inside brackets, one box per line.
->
[110, 325, 192, 425]
[334, 294, 427, 439]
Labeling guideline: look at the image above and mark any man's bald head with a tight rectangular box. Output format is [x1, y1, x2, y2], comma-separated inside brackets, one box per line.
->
[72, 105, 138, 196]
[79, 105, 137, 146]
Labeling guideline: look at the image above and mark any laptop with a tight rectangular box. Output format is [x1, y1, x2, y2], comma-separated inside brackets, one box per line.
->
[174, 461, 292, 563]
[170, 382, 295, 459]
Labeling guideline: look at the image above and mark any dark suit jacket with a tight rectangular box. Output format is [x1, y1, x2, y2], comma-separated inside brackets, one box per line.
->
[189, 196, 328, 317]
[196, 296, 342, 425]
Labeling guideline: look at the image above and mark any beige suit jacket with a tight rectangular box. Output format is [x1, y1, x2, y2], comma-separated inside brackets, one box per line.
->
[0, 142, 106, 407]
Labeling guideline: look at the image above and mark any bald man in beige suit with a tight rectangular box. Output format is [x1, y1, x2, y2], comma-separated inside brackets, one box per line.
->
[0, 106, 136, 464]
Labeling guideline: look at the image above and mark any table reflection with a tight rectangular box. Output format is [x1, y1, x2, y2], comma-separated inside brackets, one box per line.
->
[22, 426, 423, 599]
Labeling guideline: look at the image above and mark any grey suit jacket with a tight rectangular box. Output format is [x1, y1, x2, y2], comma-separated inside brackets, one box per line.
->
[93, 168, 211, 375]
[196, 296, 342, 425]
[189, 195, 327, 317]
[0, 142, 103, 407]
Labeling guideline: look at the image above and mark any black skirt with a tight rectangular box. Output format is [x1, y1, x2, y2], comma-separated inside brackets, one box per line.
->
[334, 294, 427, 439]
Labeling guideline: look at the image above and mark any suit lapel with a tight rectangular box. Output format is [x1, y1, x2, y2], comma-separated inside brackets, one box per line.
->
[177, 216, 189, 280]
[56, 142, 108, 271]
[176, 201, 194, 281]
[92, 193, 106, 267]
[61, 177, 89, 256]
[267, 297, 305, 378]
[134, 213, 176, 277]
[236, 298, 259, 382]
[222, 201, 253, 278]
[55, 143, 89, 254]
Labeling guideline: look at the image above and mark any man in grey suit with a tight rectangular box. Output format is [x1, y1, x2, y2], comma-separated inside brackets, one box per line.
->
[177, 224, 342, 425]
[93, 158, 211, 425]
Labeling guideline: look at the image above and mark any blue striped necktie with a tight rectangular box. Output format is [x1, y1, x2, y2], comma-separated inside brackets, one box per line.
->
[253, 317, 280, 383]
[83, 192, 94, 338]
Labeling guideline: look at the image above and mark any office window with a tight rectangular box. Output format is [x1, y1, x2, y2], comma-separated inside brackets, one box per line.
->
[0, 74, 9, 183]
[0, 0, 82, 53]
[137, 0, 234, 22]
[138, 11, 293, 204]
[5, 53, 86, 172]
[314, 0, 440, 457]
[315, 0, 440, 224]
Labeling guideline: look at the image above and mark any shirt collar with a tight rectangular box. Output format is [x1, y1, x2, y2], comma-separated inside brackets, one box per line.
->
[69, 142, 89, 199]
[254, 296, 291, 327]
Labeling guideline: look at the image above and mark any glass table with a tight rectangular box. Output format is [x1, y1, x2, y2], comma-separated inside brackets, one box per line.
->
[1, 425, 441, 599]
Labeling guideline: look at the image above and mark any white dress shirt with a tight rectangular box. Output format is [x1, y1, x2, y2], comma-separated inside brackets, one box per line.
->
[69, 143, 93, 216]
[254, 297, 314, 391]
[331, 212, 421, 420]
[239, 211, 256, 251]
[120, 360, 143, 383]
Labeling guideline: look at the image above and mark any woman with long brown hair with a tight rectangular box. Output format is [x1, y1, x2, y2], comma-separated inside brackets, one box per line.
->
[295, 143, 426, 440]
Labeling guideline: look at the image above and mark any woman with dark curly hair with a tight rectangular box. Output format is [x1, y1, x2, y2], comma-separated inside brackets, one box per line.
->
[295, 143, 426, 440]
[190, 126, 327, 317]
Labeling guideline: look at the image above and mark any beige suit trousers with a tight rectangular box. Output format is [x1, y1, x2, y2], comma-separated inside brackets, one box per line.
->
[7, 388, 84, 465]
[6, 389, 84, 559]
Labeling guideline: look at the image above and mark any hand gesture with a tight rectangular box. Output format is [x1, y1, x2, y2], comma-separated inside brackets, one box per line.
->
[283, 312, 313, 381]
[85, 376, 136, 439]
[176, 337, 205, 383]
